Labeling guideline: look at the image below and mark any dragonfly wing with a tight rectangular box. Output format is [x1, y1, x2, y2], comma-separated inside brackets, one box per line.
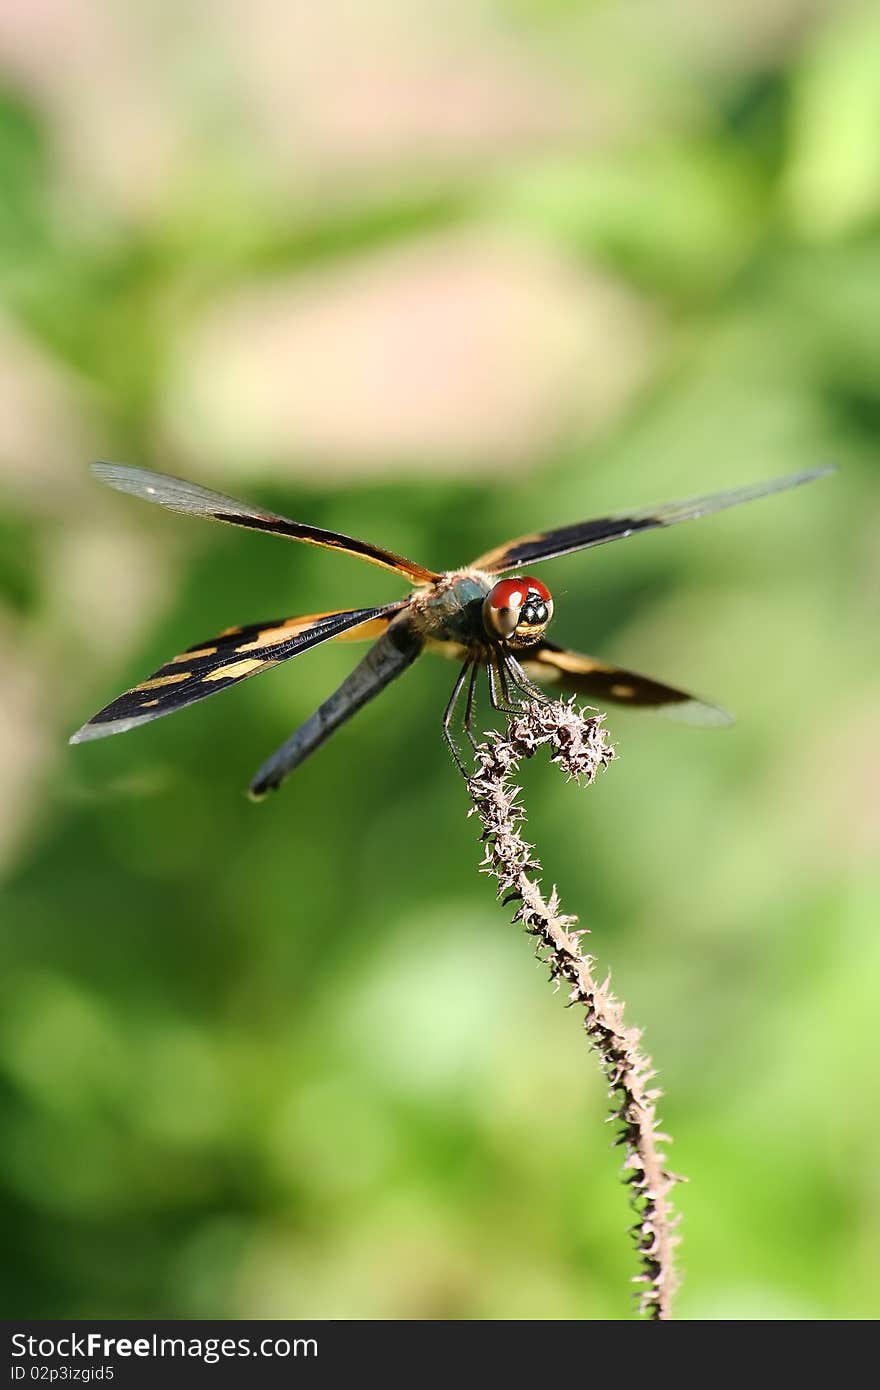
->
[473, 465, 835, 573]
[70, 602, 409, 742]
[91, 463, 438, 583]
[220, 608, 401, 645]
[523, 641, 733, 726]
[331, 612, 399, 643]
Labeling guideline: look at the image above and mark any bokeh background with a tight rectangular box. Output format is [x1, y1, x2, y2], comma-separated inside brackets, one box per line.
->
[1, 0, 878, 1321]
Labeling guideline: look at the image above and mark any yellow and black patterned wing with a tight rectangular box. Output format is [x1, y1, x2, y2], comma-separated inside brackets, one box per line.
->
[523, 641, 733, 727]
[472, 466, 835, 573]
[70, 602, 408, 743]
[91, 463, 439, 584]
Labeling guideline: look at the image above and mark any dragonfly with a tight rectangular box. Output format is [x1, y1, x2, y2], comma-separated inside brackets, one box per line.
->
[70, 462, 834, 796]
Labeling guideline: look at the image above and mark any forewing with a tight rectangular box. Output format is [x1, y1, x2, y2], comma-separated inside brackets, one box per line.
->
[524, 642, 732, 727]
[70, 602, 408, 742]
[473, 465, 835, 573]
[220, 608, 400, 645]
[91, 463, 438, 583]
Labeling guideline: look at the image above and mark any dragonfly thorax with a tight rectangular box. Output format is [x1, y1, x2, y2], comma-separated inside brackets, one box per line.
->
[482, 576, 554, 649]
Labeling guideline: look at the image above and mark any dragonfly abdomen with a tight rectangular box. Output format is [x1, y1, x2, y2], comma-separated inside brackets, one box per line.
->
[248, 617, 423, 797]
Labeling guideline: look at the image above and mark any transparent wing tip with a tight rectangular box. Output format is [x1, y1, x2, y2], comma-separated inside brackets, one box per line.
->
[90, 461, 160, 498]
[70, 715, 146, 743]
[69, 722, 100, 745]
[784, 462, 838, 487]
[660, 699, 735, 729]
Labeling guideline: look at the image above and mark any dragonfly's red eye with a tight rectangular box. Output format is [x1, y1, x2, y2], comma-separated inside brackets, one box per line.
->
[488, 578, 527, 612]
[482, 575, 554, 647]
[522, 576, 551, 604]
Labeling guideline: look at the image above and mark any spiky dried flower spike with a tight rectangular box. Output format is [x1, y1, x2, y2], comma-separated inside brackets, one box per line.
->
[467, 698, 682, 1320]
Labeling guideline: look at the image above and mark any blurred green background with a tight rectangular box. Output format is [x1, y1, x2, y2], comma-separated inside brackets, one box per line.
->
[0, 0, 877, 1321]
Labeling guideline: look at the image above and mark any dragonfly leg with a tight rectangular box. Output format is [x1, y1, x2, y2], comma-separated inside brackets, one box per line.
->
[442, 659, 474, 776]
[486, 653, 507, 713]
[463, 659, 480, 749]
[486, 653, 502, 711]
[497, 654, 515, 707]
[503, 651, 550, 704]
[487, 651, 520, 714]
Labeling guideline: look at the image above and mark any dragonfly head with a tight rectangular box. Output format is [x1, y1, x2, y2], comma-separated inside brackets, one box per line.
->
[482, 576, 554, 649]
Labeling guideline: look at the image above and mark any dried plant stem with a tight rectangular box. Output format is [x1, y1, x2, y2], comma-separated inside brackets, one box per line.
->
[467, 698, 681, 1319]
